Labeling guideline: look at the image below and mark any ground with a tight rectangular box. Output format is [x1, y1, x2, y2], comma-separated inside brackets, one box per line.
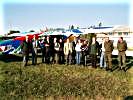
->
[0, 54, 133, 100]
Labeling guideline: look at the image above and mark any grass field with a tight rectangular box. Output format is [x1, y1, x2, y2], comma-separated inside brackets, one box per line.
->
[0, 54, 133, 100]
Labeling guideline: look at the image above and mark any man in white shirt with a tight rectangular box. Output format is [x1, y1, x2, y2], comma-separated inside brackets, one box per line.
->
[100, 38, 106, 68]
[32, 35, 38, 65]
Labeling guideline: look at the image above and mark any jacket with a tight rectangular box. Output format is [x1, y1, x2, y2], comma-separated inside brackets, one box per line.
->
[64, 42, 72, 55]
[117, 40, 127, 52]
[104, 40, 114, 53]
[21, 40, 31, 55]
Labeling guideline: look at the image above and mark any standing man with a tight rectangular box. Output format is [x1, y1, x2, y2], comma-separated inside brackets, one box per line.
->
[117, 37, 127, 71]
[104, 36, 114, 71]
[21, 36, 31, 67]
[45, 36, 51, 64]
[59, 38, 64, 64]
[31, 35, 39, 65]
[39, 37, 46, 63]
[100, 38, 106, 69]
[90, 37, 99, 68]
[71, 37, 76, 64]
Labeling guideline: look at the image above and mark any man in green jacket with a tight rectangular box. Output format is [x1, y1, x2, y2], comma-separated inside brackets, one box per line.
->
[117, 37, 127, 71]
[90, 37, 99, 68]
[104, 36, 114, 71]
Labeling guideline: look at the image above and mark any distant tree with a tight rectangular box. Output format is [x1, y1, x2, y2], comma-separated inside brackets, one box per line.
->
[8, 30, 20, 35]
[98, 22, 102, 27]
[29, 30, 35, 32]
[71, 25, 74, 29]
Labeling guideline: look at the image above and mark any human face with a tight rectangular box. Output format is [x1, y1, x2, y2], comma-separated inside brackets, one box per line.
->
[67, 39, 69, 43]
[33, 35, 36, 40]
[59, 39, 62, 42]
[54, 38, 57, 42]
[119, 37, 123, 42]
[25, 36, 28, 41]
[92, 37, 96, 43]
[105, 37, 109, 42]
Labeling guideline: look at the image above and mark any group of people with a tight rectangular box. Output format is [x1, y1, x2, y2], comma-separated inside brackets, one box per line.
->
[20, 35, 127, 72]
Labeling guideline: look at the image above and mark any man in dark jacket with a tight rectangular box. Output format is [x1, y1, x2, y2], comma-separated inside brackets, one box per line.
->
[117, 37, 127, 70]
[31, 35, 39, 65]
[45, 36, 51, 64]
[39, 37, 46, 63]
[71, 37, 76, 64]
[21, 36, 31, 67]
[90, 37, 99, 68]
[104, 37, 114, 71]
[59, 38, 64, 64]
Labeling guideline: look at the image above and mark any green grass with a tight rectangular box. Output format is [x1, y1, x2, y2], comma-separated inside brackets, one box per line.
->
[0, 60, 131, 100]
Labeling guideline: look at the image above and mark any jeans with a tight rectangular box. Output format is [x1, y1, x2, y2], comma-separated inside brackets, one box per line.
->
[100, 51, 106, 68]
[76, 51, 81, 64]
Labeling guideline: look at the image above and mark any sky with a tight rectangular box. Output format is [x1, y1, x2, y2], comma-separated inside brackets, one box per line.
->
[0, 0, 132, 34]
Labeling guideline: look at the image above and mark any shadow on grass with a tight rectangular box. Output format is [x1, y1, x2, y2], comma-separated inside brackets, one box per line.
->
[111, 56, 133, 72]
[125, 56, 133, 71]
[0, 54, 23, 63]
[124, 95, 133, 100]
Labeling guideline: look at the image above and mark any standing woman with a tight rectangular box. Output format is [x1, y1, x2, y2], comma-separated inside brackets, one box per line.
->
[75, 39, 82, 65]
[64, 38, 72, 65]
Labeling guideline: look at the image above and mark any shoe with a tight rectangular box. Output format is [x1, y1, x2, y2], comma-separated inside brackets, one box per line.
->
[110, 68, 113, 72]
[118, 67, 122, 70]
[106, 68, 109, 71]
[123, 67, 127, 72]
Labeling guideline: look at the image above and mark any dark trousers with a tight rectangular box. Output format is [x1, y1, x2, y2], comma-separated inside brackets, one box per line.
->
[32, 48, 37, 65]
[59, 51, 64, 64]
[81, 51, 86, 65]
[41, 48, 46, 63]
[71, 50, 76, 64]
[90, 54, 97, 68]
[45, 47, 50, 64]
[67, 52, 72, 65]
